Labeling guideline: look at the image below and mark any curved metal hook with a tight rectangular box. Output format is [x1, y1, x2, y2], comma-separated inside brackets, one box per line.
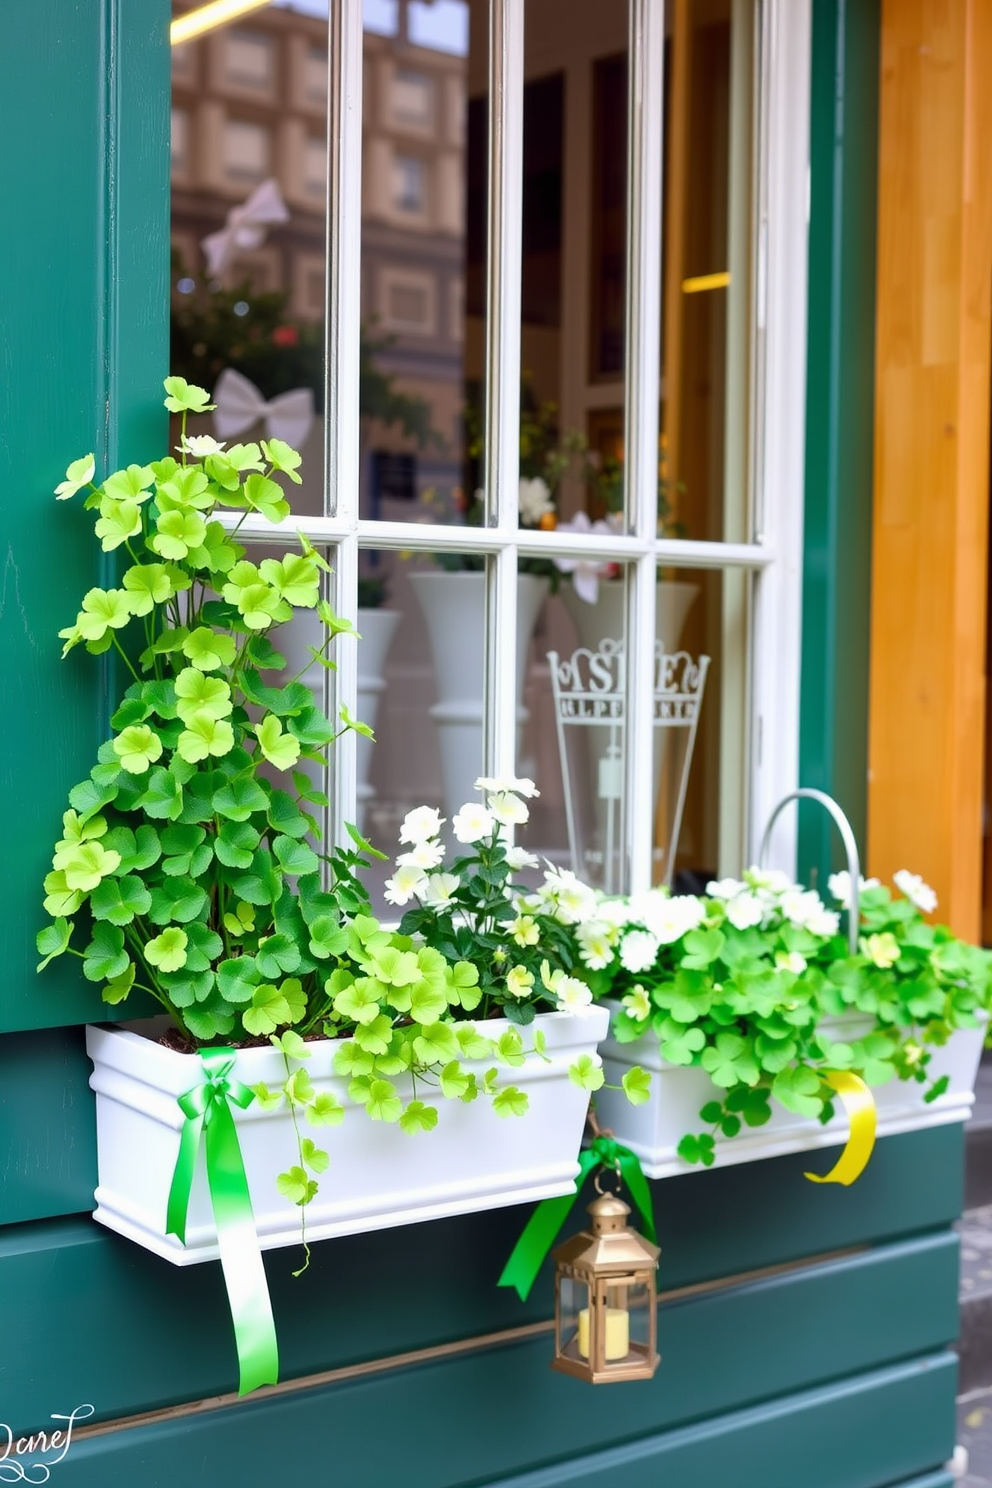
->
[758, 788, 862, 956]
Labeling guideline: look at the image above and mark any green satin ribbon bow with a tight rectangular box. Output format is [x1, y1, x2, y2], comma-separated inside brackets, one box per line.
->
[166, 1048, 280, 1396]
[498, 1136, 657, 1301]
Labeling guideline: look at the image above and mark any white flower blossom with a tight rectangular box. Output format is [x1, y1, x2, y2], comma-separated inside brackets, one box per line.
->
[510, 915, 540, 947]
[423, 872, 459, 909]
[827, 870, 880, 907]
[452, 802, 495, 843]
[745, 867, 792, 896]
[779, 889, 826, 928]
[488, 791, 529, 826]
[538, 867, 598, 925]
[179, 434, 226, 457]
[805, 908, 841, 938]
[775, 950, 807, 975]
[505, 964, 535, 999]
[475, 774, 540, 799]
[707, 877, 747, 902]
[383, 864, 428, 906]
[518, 476, 555, 526]
[634, 892, 706, 944]
[619, 928, 661, 973]
[399, 806, 445, 844]
[597, 897, 636, 929]
[396, 839, 446, 871]
[893, 869, 937, 914]
[622, 984, 652, 1021]
[575, 920, 615, 970]
[556, 976, 594, 1015]
[724, 892, 764, 931]
[505, 845, 540, 870]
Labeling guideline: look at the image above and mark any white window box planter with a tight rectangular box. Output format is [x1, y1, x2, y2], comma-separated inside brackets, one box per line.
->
[592, 1006, 985, 1179]
[86, 1006, 609, 1265]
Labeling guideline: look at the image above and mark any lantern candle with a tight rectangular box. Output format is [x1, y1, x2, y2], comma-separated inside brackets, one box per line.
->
[578, 1306, 629, 1361]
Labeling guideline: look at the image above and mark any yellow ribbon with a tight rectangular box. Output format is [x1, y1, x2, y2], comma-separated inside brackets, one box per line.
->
[804, 1071, 876, 1186]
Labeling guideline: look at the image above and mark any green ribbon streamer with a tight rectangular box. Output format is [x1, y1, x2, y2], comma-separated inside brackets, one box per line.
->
[166, 1048, 280, 1396]
[498, 1136, 657, 1302]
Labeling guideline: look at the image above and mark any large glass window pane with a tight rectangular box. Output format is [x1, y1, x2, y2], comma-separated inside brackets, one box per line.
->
[170, 0, 330, 518]
[661, 0, 755, 545]
[520, 1, 630, 534]
[359, 0, 482, 528]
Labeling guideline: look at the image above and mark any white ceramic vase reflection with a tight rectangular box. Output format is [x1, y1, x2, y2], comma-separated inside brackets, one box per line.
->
[409, 571, 550, 820]
[558, 580, 700, 884]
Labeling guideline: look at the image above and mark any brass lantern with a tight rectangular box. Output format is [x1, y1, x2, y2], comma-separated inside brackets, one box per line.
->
[551, 1190, 660, 1383]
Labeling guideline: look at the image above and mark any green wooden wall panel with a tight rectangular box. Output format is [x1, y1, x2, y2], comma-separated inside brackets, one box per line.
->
[799, 0, 880, 883]
[0, 1124, 964, 1420]
[0, 1209, 959, 1439]
[0, 1028, 96, 1224]
[18, 1354, 956, 1488]
[0, 0, 169, 1034]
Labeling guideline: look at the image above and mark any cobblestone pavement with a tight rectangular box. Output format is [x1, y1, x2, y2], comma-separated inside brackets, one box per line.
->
[958, 1387, 992, 1487]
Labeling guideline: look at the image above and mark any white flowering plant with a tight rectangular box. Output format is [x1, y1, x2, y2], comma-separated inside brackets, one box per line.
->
[567, 867, 992, 1166]
[388, 777, 650, 1103]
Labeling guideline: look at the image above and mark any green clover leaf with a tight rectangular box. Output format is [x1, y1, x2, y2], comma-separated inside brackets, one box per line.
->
[43, 870, 83, 917]
[163, 376, 214, 414]
[156, 467, 213, 512]
[276, 1166, 318, 1207]
[700, 1033, 761, 1088]
[261, 438, 303, 483]
[95, 498, 142, 551]
[258, 553, 319, 606]
[412, 1022, 460, 1066]
[176, 711, 235, 764]
[182, 627, 238, 671]
[493, 1087, 529, 1118]
[211, 775, 268, 820]
[122, 563, 176, 616]
[36, 917, 73, 971]
[102, 962, 137, 1005]
[103, 464, 154, 502]
[333, 977, 383, 1025]
[55, 454, 96, 500]
[152, 509, 207, 561]
[74, 587, 133, 642]
[306, 1093, 345, 1127]
[364, 1079, 403, 1123]
[186, 521, 243, 574]
[568, 1054, 605, 1091]
[677, 1133, 716, 1166]
[90, 874, 152, 927]
[299, 1137, 329, 1174]
[144, 927, 189, 973]
[82, 922, 129, 982]
[56, 839, 122, 892]
[174, 668, 232, 724]
[242, 983, 293, 1037]
[771, 1065, 824, 1118]
[622, 1066, 652, 1105]
[454, 1024, 493, 1061]
[255, 714, 302, 771]
[243, 472, 291, 522]
[353, 1012, 395, 1055]
[113, 724, 164, 774]
[399, 1100, 439, 1134]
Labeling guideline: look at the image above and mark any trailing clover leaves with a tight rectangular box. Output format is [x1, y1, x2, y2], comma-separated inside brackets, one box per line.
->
[568, 867, 992, 1166]
[38, 383, 619, 1236]
[38, 377, 376, 1048]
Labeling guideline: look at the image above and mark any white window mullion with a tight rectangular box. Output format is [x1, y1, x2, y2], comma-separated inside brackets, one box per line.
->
[325, 0, 363, 844]
[623, 0, 665, 893]
[748, 0, 810, 870]
[482, 0, 525, 782]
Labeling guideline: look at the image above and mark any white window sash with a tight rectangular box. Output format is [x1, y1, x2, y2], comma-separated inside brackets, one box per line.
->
[228, 0, 810, 889]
